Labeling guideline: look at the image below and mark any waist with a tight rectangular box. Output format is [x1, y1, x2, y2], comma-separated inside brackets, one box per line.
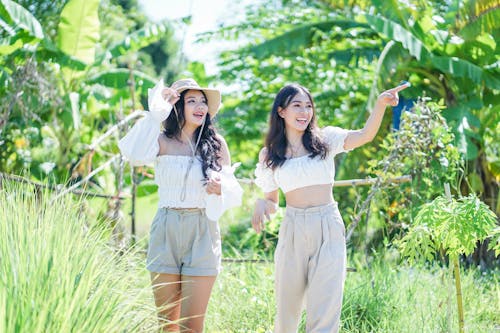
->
[169, 207, 202, 211]
[157, 187, 206, 209]
[285, 202, 337, 216]
[160, 207, 205, 216]
[284, 184, 333, 207]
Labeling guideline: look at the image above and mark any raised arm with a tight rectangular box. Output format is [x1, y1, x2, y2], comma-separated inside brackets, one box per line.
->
[118, 80, 179, 166]
[343, 82, 410, 151]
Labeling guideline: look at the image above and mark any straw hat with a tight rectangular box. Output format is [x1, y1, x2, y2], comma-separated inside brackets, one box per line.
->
[170, 78, 221, 118]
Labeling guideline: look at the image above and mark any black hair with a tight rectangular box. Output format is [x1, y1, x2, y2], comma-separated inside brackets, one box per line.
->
[264, 84, 328, 169]
[163, 90, 222, 178]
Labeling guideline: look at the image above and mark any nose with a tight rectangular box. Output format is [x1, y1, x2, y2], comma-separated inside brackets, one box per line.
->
[196, 102, 207, 111]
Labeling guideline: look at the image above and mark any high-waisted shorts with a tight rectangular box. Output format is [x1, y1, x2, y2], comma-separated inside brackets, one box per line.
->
[146, 207, 221, 276]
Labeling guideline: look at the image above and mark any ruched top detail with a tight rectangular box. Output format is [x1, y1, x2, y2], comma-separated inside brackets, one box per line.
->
[254, 126, 351, 193]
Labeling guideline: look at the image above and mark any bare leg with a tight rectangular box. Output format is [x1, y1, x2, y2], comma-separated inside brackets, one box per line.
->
[179, 275, 217, 333]
[151, 272, 182, 332]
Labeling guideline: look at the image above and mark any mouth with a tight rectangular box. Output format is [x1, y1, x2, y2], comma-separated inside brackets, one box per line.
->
[296, 117, 309, 125]
[193, 112, 206, 120]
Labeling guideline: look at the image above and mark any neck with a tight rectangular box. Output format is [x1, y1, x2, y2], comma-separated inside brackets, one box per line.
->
[285, 129, 304, 146]
[181, 124, 198, 140]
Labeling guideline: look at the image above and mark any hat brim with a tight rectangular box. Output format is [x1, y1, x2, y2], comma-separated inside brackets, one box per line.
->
[176, 86, 221, 118]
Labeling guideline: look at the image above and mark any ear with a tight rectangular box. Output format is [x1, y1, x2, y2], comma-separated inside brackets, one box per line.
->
[277, 106, 285, 118]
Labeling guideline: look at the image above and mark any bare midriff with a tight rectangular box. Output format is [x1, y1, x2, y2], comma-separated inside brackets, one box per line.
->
[284, 183, 334, 208]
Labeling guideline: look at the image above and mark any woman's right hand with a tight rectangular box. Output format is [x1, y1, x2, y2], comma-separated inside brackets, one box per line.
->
[252, 198, 275, 234]
[161, 87, 180, 105]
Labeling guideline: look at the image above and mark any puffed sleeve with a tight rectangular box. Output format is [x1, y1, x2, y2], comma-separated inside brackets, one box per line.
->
[205, 163, 244, 221]
[322, 126, 352, 155]
[254, 162, 279, 193]
[118, 80, 173, 166]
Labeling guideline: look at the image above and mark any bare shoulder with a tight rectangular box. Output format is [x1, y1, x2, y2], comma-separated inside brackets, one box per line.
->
[216, 133, 228, 146]
[258, 147, 268, 163]
[158, 132, 170, 155]
[216, 133, 231, 165]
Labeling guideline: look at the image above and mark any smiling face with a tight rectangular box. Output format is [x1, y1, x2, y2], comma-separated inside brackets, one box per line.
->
[278, 90, 314, 134]
[182, 89, 209, 129]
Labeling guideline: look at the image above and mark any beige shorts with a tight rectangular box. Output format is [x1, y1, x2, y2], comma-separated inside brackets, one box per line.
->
[146, 208, 222, 276]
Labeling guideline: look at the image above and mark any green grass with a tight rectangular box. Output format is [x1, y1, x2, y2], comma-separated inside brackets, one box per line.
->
[204, 258, 499, 332]
[3, 183, 498, 332]
[0, 182, 158, 332]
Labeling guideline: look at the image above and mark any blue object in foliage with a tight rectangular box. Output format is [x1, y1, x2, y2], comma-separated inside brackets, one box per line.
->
[392, 97, 415, 130]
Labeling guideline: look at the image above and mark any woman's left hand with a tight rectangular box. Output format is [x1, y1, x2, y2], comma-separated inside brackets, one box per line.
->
[206, 175, 222, 195]
[377, 82, 410, 107]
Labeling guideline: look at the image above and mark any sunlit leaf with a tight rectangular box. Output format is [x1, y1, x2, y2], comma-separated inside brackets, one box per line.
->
[247, 20, 370, 59]
[0, 0, 44, 39]
[458, 2, 500, 39]
[97, 20, 170, 63]
[57, 0, 100, 64]
[432, 56, 500, 90]
[365, 15, 431, 61]
[87, 68, 156, 90]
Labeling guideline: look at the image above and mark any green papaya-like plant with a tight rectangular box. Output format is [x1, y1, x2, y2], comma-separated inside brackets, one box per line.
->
[396, 186, 499, 332]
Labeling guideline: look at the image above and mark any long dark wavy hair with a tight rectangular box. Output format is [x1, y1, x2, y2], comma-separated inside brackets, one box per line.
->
[163, 90, 222, 179]
[264, 84, 329, 169]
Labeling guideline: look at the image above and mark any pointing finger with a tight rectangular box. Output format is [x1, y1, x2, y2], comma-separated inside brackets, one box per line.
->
[391, 81, 411, 93]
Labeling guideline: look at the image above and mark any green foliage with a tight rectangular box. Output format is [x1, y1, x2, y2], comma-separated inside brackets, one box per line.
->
[101, 20, 171, 61]
[396, 194, 499, 264]
[364, 100, 462, 234]
[204, 258, 500, 331]
[218, 183, 282, 259]
[208, 0, 499, 229]
[0, 0, 44, 39]
[0, 0, 183, 195]
[247, 20, 371, 59]
[10, 0, 68, 39]
[364, 14, 499, 90]
[206, 1, 378, 176]
[206, 262, 275, 332]
[57, 0, 100, 64]
[0, 182, 159, 332]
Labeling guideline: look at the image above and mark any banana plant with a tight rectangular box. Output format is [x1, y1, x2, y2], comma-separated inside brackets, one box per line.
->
[216, 0, 499, 211]
[0, 0, 170, 185]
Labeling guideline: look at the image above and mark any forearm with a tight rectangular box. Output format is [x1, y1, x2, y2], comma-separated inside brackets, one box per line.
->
[361, 99, 387, 142]
[344, 99, 387, 150]
[344, 82, 406, 151]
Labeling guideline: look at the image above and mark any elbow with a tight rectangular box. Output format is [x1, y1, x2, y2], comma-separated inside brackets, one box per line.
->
[358, 131, 375, 145]
[364, 135, 375, 144]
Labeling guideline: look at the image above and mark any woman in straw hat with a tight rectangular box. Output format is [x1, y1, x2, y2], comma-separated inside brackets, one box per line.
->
[252, 82, 409, 333]
[119, 78, 243, 332]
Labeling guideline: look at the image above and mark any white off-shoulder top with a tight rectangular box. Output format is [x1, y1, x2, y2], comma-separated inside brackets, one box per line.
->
[254, 126, 351, 193]
[118, 80, 243, 221]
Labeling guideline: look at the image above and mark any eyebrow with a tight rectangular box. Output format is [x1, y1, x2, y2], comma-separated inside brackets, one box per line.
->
[185, 95, 207, 100]
[291, 99, 312, 104]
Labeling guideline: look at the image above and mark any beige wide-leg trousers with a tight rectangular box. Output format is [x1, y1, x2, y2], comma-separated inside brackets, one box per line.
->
[274, 202, 346, 333]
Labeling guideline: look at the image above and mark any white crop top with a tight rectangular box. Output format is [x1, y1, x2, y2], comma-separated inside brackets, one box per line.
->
[118, 80, 243, 221]
[254, 126, 351, 193]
